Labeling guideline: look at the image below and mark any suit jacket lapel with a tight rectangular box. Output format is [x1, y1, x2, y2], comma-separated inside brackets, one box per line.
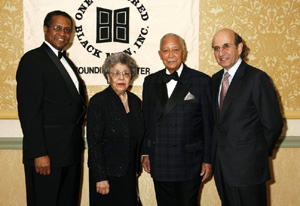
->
[65, 57, 87, 107]
[160, 66, 191, 120]
[214, 71, 223, 120]
[42, 43, 84, 107]
[220, 61, 246, 117]
[154, 78, 168, 109]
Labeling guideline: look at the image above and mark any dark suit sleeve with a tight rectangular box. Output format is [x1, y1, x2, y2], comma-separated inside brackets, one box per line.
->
[130, 94, 144, 173]
[16, 54, 48, 159]
[141, 76, 150, 155]
[252, 72, 283, 156]
[200, 76, 213, 163]
[86, 95, 108, 182]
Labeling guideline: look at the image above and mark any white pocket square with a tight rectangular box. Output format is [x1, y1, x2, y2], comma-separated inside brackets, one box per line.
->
[184, 92, 196, 101]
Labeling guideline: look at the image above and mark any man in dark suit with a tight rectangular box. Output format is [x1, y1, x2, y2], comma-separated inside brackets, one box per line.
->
[211, 28, 283, 206]
[16, 10, 87, 206]
[142, 33, 213, 206]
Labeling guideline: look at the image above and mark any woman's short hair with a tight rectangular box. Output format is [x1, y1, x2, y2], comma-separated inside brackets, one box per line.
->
[102, 52, 138, 81]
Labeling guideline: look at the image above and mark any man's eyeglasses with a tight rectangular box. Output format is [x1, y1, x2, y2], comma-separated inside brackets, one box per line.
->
[109, 71, 131, 78]
[49, 25, 72, 34]
[212, 43, 235, 52]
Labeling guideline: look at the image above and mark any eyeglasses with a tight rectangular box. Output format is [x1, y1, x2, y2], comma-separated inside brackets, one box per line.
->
[109, 71, 131, 78]
[212, 43, 235, 52]
[49, 25, 72, 34]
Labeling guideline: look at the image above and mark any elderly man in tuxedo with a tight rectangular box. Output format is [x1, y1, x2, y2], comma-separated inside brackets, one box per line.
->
[16, 10, 87, 206]
[211, 28, 283, 206]
[142, 33, 213, 206]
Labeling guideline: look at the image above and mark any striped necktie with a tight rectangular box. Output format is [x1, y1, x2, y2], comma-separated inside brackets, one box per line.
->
[219, 72, 230, 111]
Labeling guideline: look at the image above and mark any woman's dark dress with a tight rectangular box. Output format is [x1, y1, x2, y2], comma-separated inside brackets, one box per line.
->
[87, 87, 143, 206]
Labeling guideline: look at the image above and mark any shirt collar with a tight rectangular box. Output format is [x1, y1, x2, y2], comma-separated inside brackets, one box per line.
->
[223, 58, 242, 77]
[166, 63, 184, 77]
[44, 41, 61, 57]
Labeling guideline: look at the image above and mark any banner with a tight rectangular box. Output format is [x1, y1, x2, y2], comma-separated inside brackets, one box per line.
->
[23, 0, 199, 85]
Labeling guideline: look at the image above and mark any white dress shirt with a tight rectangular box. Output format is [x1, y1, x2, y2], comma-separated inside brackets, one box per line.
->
[218, 58, 242, 105]
[45, 41, 79, 92]
[166, 63, 183, 98]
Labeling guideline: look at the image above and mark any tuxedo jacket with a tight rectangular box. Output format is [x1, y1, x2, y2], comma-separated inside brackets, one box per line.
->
[211, 61, 283, 186]
[87, 86, 144, 182]
[142, 64, 213, 182]
[17, 43, 87, 167]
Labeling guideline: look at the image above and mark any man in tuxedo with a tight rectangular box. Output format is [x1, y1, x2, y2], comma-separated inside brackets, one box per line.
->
[16, 10, 87, 206]
[211, 28, 283, 206]
[142, 33, 213, 206]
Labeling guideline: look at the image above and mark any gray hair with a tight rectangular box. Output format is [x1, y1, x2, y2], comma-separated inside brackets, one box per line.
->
[159, 33, 186, 51]
[102, 52, 138, 82]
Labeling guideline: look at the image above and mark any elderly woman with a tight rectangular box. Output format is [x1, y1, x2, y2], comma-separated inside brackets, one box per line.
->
[87, 53, 144, 206]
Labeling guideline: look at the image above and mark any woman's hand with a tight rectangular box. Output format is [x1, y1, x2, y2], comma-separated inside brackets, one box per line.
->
[96, 180, 110, 195]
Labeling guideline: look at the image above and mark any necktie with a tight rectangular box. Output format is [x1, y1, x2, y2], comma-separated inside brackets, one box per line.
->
[163, 71, 179, 83]
[219, 72, 230, 111]
[58, 50, 66, 59]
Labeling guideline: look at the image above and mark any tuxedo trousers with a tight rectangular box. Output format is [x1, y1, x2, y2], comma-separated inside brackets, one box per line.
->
[214, 151, 267, 206]
[24, 161, 82, 206]
[153, 176, 201, 206]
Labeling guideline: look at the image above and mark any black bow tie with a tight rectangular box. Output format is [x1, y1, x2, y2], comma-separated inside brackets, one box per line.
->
[162, 71, 179, 83]
[58, 50, 67, 59]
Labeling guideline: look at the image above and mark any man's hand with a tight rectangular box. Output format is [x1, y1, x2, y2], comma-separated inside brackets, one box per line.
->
[34, 155, 51, 175]
[200, 163, 212, 182]
[96, 180, 110, 194]
[142, 155, 151, 173]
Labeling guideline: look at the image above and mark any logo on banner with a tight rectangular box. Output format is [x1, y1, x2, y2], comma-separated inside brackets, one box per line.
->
[74, 0, 150, 59]
[96, 7, 130, 43]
